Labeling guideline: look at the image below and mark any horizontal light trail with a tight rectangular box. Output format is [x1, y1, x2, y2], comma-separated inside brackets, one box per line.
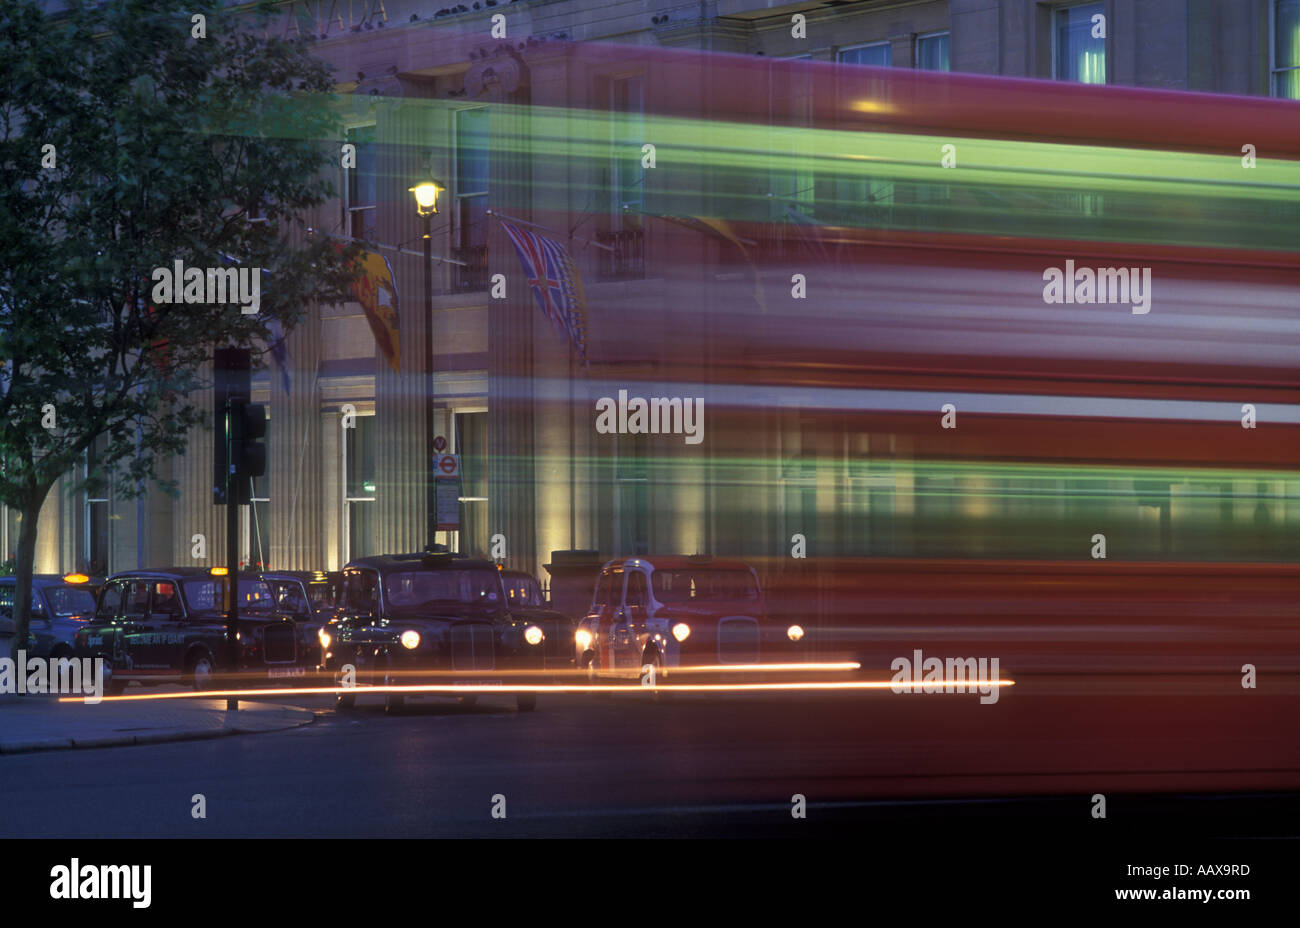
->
[302, 662, 859, 677]
[59, 678, 1013, 703]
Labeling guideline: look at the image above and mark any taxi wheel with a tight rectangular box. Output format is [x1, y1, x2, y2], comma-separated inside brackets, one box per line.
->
[108, 679, 127, 697]
[334, 661, 356, 709]
[644, 650, 671, 704]
[581, 653, 608, 699]
[189, 652, 215, 692]
[515, 693, 537, 713]
[457, 693, 479, 708]
[380, 663, 404, 715]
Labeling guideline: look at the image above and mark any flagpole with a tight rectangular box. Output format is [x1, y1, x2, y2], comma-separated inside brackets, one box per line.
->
[487, 209, 616, 253]
[311, 229, 469, 266]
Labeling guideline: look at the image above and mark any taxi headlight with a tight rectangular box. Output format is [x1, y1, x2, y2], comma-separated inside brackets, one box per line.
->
[524, 625, 544, 646]
[575, 628, 593, 651]
[671, 623, 691, 643]
[400, 630, 421, 650]
[786, 624, 805, 642]
[318, 629, 332, 650]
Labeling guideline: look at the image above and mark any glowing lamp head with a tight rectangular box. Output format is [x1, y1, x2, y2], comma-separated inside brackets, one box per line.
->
[400, 629, 421, 650]
[524, 625, 544, 646]
[786, 624, 805, 642]
[671, 623, 691, 643]
[409, 181, 443, 216]
[318, 629, 332, 650]
[575, 628, 593, 651]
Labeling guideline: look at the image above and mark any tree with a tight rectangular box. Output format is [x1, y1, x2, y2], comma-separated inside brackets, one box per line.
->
[0, 0, 360, 661]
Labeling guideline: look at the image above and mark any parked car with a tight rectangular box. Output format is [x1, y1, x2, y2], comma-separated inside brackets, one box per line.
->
[499, 568, 577, 672]
[576, 555, 806, 680]
[319, 552, 550, 713]
[258, 570, 341, 670]
[0, 573, 101, 659]
[74, 568, 309, 694]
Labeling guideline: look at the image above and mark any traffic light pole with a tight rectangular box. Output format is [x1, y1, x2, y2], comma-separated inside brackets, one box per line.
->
[225, 400, 239, 713]
[214, 348, 267, 712]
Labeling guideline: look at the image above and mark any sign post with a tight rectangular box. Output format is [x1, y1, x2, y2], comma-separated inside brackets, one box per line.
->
[434, 452, 461, 535]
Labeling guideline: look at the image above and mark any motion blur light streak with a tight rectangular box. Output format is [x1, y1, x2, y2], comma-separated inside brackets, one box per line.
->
[60, 677, 1013, 703]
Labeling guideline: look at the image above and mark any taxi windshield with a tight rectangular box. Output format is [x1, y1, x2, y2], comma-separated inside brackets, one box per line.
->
[652, 569, 759, 603]
[45, 587, 96, 617]
[384, 569, 503, 611]
[183, 578, 275, 612]
[307, 582, 337, 608]
[504, 576, 544, 608]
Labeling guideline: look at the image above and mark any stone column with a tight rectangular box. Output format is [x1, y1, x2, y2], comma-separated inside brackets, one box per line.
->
[172, 363, 226, 569]
[34, 476, 65, 574]
[270, 302, 325, 569]
[370, 84, 436, 556]
[321, 409, 343, 570]
[478, 49, 538, 573]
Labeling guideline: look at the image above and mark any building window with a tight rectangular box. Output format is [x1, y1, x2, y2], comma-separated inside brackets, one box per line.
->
[769, 56, 816, 225]
[454, 107, 489, 290]
[1274, 0, 1300, 98]
[454, 411, 488, 556]
[1054, 3, 1106, 84]
[1, 507, 19, 569]
[249, 445, 269, 571]
[916, 32, 950, 72]
[343, 125, 376, 240]
[615, 432, 648, 556]
[609, 75, 645, 221]
[84, 436, 109, 574]
[343, 414, 376, 562]
[597, 75, 646, 279]
[838, 43, 892, 67]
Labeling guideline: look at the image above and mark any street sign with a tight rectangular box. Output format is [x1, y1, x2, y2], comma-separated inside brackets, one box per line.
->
[435, 453, 460, 478]
[436, 479, 460, 531]
[433, 435, 448, 453]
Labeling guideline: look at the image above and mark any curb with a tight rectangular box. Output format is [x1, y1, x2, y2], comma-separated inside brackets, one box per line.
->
[0, 704, 316, 756]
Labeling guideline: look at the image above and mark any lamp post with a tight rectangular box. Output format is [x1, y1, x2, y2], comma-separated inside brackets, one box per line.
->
[409, 176, 443, 548]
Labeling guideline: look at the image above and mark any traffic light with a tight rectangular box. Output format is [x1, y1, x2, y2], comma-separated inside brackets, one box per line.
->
[213, 348, 250, 506]
[232, 400, 266, 505]
[212, 348, 266, 505]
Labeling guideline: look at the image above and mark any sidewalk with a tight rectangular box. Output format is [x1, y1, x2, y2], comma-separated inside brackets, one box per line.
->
[0, 694, 315, 754]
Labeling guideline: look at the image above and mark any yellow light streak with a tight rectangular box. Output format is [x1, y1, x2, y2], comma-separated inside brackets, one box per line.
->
[61, 677, 1012, 703]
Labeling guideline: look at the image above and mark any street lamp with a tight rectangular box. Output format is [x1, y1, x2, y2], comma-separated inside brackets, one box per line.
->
[409, 180, 442, 217]
[409, 175, 443, 548]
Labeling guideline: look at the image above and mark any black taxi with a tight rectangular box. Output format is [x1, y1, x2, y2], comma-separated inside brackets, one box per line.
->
[73, 568, 309, 693]
[319, 553, 549, 713]
[499, 568, 577, 672]
[258, 570, 341, 669]
[0, 573, 102, 659]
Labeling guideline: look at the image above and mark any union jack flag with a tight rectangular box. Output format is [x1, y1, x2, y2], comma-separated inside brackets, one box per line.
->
[500, 220, 588, 364]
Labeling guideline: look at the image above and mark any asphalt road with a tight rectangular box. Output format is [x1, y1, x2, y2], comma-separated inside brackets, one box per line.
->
[2, 676, 1299, 838]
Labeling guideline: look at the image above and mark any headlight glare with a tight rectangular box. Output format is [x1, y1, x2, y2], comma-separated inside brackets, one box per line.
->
[786, 624, 805, 642]
[524, 625, 544, 646]
[671, 623, 691, 643]
[400, 630, 421, 650]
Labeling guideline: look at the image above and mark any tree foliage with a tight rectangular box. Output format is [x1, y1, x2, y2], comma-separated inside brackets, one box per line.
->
[0, 0, 359, 657]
